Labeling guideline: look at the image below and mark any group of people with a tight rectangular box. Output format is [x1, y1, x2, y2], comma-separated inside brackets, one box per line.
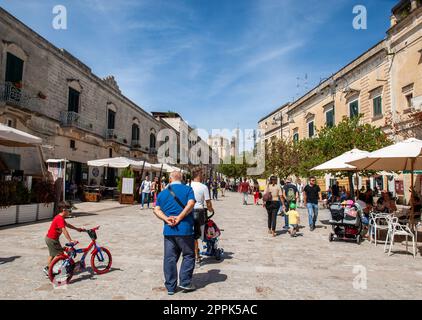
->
[44, 169, 218, 295]
[262, 176, 322, 237]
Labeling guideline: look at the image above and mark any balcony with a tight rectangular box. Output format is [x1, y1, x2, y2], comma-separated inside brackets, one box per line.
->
[105, 129, 128, 145]
[131, 140, 142, 150]
[0, 82, 40, 113]
[60, 111, 93, 132]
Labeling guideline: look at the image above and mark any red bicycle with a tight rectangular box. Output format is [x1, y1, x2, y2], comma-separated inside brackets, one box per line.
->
[48, 226, 112, 285]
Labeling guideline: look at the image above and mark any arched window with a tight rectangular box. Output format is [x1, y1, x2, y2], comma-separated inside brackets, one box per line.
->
[150, 131, 156, 149]
[132, 124, 140, 143]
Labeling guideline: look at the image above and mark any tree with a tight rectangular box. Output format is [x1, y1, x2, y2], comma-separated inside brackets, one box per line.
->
[218, 154, 249, 179]
[264, 139, 300, 179]
[264, 115, 392, 181]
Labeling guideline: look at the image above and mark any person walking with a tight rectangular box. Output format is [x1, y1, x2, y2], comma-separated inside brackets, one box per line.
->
[140, 175, 152, 209]
[190, 169, 215, 265]
[296, 179, 305, 208]
[304, 176, 322, 231]
[239, 178, 250, 205]
[264, 176, 283, 237]
[151, 176, 159, 208]
[220, 180, 226, 197]
[253, 180, 260, 205]
[211, 179, 218, 201]
[283, 178, 299, 229]
[153, 171, 196, 295]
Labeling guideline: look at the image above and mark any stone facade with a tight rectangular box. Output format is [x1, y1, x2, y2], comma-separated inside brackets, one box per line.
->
[258, 0, 422, 201]
[0, 8, 192, 184]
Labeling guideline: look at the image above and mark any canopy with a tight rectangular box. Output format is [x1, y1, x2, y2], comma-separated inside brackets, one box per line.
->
[151, 163, 186, 173]
[0, 124, 42, 147]
[347, 138, 422, 171]
[311, 149, 370, 171]
[87, 157, 152, 170]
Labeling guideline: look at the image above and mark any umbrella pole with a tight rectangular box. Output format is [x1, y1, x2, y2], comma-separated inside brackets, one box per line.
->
[410, 159, 415, 229]
[348, 171, 355, 199]
[158, 164, 163, 192]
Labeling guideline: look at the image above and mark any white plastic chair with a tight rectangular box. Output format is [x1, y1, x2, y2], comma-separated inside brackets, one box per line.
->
[369, 212, 390, 246]
[385, 217, 416, 258]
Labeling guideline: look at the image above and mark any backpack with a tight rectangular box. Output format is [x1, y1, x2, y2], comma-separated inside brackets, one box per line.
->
[286, 185, 296, 203]
[204, 219, 221, 240]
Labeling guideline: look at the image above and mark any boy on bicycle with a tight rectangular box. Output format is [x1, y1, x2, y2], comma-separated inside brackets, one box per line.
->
[43, 201, 84, 276]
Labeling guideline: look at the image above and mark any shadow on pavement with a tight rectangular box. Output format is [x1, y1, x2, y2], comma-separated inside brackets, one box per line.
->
[199, 251, 234, 266]
[0, 255, 21, 265]
[71, 267, 123, 284]
[193, 269, 228, 289]
[69, 211, 98, 218]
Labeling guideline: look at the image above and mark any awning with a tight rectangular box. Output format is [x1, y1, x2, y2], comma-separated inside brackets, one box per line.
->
[87, 157, 152, 170]
[311, 149, 370, 171]
[0, 124, 42, 147]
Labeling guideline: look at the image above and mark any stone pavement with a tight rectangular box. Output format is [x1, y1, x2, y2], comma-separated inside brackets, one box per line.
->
[1, 192, 422, 300]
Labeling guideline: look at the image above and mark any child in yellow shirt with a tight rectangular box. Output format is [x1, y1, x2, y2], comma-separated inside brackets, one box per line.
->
[287, 202, 300, 237]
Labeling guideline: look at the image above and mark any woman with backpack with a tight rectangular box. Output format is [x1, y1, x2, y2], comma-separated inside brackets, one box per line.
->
[283, 178, 299, 229]
[263, 176, 283, 237]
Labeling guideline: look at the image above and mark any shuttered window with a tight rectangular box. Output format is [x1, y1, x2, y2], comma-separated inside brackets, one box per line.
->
[68, 87, 80, 113]
[5, 53, 24, 83]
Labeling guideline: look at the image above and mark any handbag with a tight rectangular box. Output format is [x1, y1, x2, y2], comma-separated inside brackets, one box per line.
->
[263, 191, 272, 202]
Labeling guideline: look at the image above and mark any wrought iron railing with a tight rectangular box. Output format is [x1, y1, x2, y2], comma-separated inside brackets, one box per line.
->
[60, 111, 93, 131]
[105, 129, 128, 144]
[131, 140, 142, 149]
[0, 82, 35, 111]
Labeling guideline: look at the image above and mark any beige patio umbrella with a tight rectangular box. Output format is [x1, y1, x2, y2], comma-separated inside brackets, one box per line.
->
[311, 149, 370, 198]
[348, 138, 422, 224]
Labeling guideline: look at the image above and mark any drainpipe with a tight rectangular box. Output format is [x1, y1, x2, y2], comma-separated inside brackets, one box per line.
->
[387, 39, 398, 142]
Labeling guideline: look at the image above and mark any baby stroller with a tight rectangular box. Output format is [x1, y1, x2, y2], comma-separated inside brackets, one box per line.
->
[200, 211, 224, 260]
[328, 200, 363, 244]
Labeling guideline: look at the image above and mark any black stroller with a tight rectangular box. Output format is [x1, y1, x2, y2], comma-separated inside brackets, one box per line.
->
[328, 201, 364, 244]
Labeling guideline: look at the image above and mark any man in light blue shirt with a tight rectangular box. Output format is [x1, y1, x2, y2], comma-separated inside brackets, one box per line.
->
[153, 171, 196, 295]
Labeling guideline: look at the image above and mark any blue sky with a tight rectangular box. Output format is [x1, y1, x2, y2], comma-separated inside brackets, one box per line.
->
[1, 0, 396, 137]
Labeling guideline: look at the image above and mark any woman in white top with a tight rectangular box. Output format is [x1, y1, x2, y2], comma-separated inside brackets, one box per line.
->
[190, 169, 215, 264]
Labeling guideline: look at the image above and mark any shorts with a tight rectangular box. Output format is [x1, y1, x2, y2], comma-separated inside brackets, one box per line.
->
[193, 209, 207, 240]
[289, 224, 299, 230]
[45, 236, 64, 257]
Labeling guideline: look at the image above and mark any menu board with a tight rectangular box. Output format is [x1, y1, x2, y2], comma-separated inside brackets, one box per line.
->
[122, 178, 134, 195]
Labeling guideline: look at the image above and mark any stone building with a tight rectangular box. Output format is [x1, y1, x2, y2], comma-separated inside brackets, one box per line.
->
[258, 0, 422, 202]
[152, 112, 219, 175]
[0, 8, 183, 186]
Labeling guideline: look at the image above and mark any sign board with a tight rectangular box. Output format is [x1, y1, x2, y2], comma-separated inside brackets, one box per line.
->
[395, 180, 404, 195]
[122, 177, 134, 195]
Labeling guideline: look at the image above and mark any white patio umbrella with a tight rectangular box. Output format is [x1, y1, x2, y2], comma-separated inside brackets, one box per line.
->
[348, 138, 422, 224]
[0, 123, 42, 147]
[152, 163, 176, 173]
[311, 149, 370, 198]
[311, 149, 370, 171]
[347, 138, 422, 171]
[87, 157, 151, 170]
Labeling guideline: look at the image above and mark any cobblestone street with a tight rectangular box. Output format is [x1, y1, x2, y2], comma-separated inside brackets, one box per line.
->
[1, 192, 422, 300]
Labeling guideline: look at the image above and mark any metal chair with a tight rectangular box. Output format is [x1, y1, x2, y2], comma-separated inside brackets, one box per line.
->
[385, 216, 416, 258]
[369, 212, 390, 246]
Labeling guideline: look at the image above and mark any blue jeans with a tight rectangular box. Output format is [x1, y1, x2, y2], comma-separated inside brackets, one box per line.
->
[141, 192, 150, 208]
[306, 203, 319, 227]
[163, 236, 195, 292]
[242, 192, 248, 204]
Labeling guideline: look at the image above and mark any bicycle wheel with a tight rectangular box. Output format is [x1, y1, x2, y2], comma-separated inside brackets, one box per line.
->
[91, 247, 112, 275]
[49, 255, 74, 285]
